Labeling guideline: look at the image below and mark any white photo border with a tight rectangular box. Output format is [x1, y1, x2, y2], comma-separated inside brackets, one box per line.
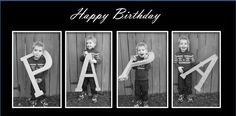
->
[65, 31, 113, 108]
[171, 31, 221, 109]
[116, 31, 169, 109]
[12, 31, 62, 109]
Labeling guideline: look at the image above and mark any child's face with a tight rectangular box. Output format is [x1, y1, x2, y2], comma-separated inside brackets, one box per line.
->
[137, 46, 148, 58]
[86, 40, 96, 50]
[33, 46, 44, 59]
[179, 39, 188, 52]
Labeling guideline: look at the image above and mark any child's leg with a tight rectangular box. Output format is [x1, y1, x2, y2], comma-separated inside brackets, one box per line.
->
[185, 74, 193, 102]
[89, 78, 98, 103]
[178, 73, 185, 95]
[140, 80, 149, 106]
[38, 80, 48, 106]
[82, 78, 89, 93]
[134, 80, 142, 106]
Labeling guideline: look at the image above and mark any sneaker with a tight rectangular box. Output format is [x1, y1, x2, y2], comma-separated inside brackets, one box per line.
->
[78, 92, 85, 101]
[92, 94, 98, 103]
[143, 101, 149, 107]
[178, 94, 184, 103]
[134, 100, 142, 107]
[40, 99, 49, 107]
[187, 95, 193, 103]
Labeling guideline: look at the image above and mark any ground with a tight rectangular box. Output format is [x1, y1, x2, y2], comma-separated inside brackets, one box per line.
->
[173, 93, 219, 107]
[13, 95, 60, 107]
[118, 93, 167, 107]
[67, 91, 111, 107]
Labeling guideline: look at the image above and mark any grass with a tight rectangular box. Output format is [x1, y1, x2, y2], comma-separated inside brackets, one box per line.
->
[118, 93, 167, 107]
[66, 91, 111, 107]
[173, 93, 220, 107]
[13, 95, 60, 107]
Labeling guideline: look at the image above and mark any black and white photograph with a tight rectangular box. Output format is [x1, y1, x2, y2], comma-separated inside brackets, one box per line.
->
[65, 31, 112, 108]
[117, 31, 168, 108]
[172, 31, 221, 108]
[12, 31, 62, 108]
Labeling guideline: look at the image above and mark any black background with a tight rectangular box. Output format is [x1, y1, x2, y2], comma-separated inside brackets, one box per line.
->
[1, 1, 235, 116]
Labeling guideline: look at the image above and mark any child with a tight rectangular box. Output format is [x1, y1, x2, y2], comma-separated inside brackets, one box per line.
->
[28, 41, 48, 106]
[78, 35, 101, 103]
[174, 36, 195, 103]
[132, 42, 151, 107]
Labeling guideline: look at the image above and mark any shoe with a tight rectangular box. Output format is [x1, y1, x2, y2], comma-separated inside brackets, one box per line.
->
[92, 94, 98, 103]
[178, 94, 184, 103]
[78, 92, 85, 101]
[40, 99, 49, 107]
[187, 95, 193, 103]
[143, 101, 149, 107]
[134, 100, 142, 107]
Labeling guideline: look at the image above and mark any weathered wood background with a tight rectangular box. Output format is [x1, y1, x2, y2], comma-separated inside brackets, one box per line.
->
[66, 32, 111, 92]
[118, 32, 168, 95]
[173, 32, 220, 94]
[13, 32, 60, 97]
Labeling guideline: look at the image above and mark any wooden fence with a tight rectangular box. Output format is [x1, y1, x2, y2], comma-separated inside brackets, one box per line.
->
[172, 32, 220, 94]
[13, 32, 61, 97]
[118, 32, 168, 95]
[66, 32, 111, 92]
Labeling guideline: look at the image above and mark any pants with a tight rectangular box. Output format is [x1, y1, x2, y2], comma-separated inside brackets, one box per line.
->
[30, 79, 46, 100]
[135, 80, 149, 101]
[178, 73, 192, 95]
[82, 77, 97, 95]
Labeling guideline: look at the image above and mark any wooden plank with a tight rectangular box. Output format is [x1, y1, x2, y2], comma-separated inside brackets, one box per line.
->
[94, 33, 103, 91]
[68, 33, 78, 92]
[211, 33, 219, 93]
[102, 32, 111, 91]
[76, 33, 86, 92]
[13, 33, 19, 97]
[144, 33, 153, 94]
[118, 33, 125, 95]
[17, 33, 27, 97]
[121, 33, 132, 95]
[127, 33, 136, 96]
[66, 33, 71, 92]
[152, 33, 160, 94]
[25, 33, 36, 97]
[159, 33, 167, 93]
[189, 33, 199, 94]
[172, 33, 180, 93]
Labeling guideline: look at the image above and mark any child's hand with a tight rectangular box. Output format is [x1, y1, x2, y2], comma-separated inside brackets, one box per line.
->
[178, 66, 184, 73]
[36, 78, 42, 83]
[83, 51, 88, 56]
[132, 56, 137, 61]
[92, 59, 97, 63]
[143, 53, 149, 59]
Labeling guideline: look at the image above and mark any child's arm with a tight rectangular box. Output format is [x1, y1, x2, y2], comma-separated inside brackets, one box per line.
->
[145, 63, 151, 70]
[93, 52, 102, 64]
[174, 54, 184, 73]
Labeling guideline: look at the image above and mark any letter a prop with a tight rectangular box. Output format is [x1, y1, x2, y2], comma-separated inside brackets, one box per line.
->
[20, 50, 52, 97]
[180, 54, 218, 92]
[75, 53, 101, 92]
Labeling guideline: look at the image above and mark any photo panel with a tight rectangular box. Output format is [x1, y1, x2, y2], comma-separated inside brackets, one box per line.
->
[117, 31, 168, 108]
[65, 31, 112, 108]
[12, 31, 62, 108]
[172, 31, 221, 108]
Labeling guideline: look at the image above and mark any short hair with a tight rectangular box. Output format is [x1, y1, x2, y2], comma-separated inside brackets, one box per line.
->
[86, 35, 97, 45]
[136, 42, 148, 51]
[178, 35, 190, 51]
[32, 41, 45, 50]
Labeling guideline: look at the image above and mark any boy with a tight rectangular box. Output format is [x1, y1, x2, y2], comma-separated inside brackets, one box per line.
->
[174, 36, 195, 103]
[78, 35, 101, 103]
[132, 42, 151, 107]
[28, 41, 48, 106]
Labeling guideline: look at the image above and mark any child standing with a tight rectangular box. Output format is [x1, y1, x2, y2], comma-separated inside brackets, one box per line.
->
[132, 42, 151, 107]
[78, 35, 101, 103]
[174, 36, 195, 103]
[28, 41, 49, 106]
